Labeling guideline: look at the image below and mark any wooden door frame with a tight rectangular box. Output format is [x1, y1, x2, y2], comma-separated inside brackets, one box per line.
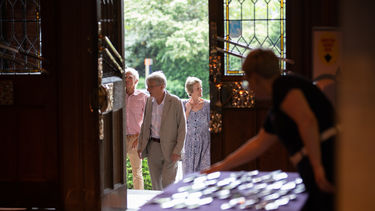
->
[55, 0, 100, 210]
[57, 0, 128, 210]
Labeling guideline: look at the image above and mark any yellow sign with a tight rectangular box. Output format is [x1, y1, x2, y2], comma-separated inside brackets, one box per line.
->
[318, 32, 339, 65]
[313, 28, 341, 79]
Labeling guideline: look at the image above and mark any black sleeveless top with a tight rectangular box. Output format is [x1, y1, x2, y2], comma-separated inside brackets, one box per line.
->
[263, 74, 335, 156]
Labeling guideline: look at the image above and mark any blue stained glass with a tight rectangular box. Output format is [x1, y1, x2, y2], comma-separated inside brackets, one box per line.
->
[229, 20, 242, 38]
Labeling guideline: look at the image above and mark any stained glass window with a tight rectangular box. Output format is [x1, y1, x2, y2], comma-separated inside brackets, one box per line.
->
[0, 0, 42, 74]
[223, 0, 286, 75]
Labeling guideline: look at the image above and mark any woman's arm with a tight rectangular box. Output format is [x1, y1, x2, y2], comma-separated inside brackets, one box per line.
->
[203, 129, 278, 173]
[281, 89, 334, 193]
[185, 99, 192, 119]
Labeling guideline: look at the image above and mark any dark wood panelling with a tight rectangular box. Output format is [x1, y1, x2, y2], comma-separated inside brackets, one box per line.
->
[112, 109, 124, 187]
[287, 0, 339, 78]
[101, 109, 126, 192]
[222, 109, 256, 157]
[0, 182, 59, 207]
[208, 0, 224, 168]
[18, 109, 47, 181]
[0, 77, 59, 182]
[99, 0, 127, 210]
[103, 113, 114, 190]
[56, 0, 100, 210]
[0, 107, 17, 181]
[222, 108, 257, 170]
[0, 0, 60, 207]
[286, 0, 313, 77]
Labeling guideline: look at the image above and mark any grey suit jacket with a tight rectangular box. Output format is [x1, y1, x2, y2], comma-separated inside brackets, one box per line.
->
[138, 91, 186, 162]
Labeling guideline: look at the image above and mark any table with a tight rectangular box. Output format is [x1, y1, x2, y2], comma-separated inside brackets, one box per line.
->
[140, 171, 308, 211]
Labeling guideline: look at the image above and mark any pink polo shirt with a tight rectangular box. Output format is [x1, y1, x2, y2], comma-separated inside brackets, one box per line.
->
[126, 89, 148, 135]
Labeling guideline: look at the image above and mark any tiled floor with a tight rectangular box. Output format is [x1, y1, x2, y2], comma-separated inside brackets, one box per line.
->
[127, 189, 161, 211]
[127, 162, 183, 210]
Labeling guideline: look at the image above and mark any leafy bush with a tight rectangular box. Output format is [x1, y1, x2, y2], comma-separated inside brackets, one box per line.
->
[126, 157, 152, 190]
[125, 0, 209, 100]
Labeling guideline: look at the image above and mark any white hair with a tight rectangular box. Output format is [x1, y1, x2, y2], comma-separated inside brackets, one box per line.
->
[125, 67, 140, 81]
[146, 71, 167, 87]
[185, 76, 202, 96]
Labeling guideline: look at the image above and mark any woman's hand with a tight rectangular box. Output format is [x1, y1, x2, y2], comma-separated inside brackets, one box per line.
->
[171, 153, 181, 163]
[313, 164, 335, 193]
[188, 98, 203, 111]
[202, 130, 277, 175]
[201, 161, 226, 174]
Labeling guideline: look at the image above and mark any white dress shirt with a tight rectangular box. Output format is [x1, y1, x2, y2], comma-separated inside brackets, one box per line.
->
[150, 91, 166, 138]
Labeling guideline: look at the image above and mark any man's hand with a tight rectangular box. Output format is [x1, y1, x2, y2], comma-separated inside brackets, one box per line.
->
[137, 149, 142, 159]
[132, 139, 138, 149]
[171, 153, 181, 162]
[313, 164, 335, 193]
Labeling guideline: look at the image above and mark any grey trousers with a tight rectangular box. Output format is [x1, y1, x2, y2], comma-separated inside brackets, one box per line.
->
[147, 141, 177, 190]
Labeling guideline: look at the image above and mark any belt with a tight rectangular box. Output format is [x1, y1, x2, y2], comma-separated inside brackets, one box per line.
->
[290, 126, 340, 166]
[150, 137, 160, 143]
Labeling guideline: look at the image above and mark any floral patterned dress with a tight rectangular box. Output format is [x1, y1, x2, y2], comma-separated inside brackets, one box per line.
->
[182, 99, 210, 175]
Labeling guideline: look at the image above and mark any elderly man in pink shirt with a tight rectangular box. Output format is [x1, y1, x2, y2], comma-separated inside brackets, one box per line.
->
[125, 67, 148, 189]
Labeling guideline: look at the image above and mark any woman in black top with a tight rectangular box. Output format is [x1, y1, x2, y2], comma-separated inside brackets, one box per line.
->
[204, 48, 336, 210]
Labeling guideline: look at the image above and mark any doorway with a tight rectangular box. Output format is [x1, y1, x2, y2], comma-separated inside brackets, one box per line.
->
[123, 0, 209, 190]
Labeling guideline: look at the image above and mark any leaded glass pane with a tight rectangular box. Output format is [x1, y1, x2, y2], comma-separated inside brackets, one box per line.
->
[0, 0, 42, 74]
[224, 0, 286, 75]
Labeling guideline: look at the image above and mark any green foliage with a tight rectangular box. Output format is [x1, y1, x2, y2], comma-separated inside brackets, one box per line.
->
[124, 0, 209, 99]
[126, 157, 133, 189]
[136, 76, 146, 90]
[142, 158, 152, 189]
[167, 78, 188, 99]
[126, 157, 152, 190]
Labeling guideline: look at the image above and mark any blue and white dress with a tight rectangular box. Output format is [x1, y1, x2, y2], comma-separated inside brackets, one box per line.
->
[182, 99, 210, 175]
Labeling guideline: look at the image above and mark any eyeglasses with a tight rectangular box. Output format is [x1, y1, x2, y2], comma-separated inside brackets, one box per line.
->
[147, 84, 161, 89]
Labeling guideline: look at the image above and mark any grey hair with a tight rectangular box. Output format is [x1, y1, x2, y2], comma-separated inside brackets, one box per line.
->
[146, 71, 167, 88]
[125, 67, 140, 81]
[185, 76, 202, 96]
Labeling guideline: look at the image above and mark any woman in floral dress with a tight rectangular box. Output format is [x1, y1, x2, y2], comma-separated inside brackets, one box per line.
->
[182, 77, 210, 175]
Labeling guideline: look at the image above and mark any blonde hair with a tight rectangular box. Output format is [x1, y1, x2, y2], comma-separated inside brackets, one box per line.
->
[185, 76, 202, 96]
[146, 71, 167, 88]
[242, 48, 280, 79]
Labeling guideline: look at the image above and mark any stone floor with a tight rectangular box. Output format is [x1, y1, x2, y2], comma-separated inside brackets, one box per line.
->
[127, 189, 161, 211]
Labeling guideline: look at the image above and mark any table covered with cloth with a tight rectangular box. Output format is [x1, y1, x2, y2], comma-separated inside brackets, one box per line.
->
[140, 170, 308, 211]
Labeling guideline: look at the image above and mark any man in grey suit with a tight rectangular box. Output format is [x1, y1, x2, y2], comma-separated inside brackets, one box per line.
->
[137, 71, 186, 190]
